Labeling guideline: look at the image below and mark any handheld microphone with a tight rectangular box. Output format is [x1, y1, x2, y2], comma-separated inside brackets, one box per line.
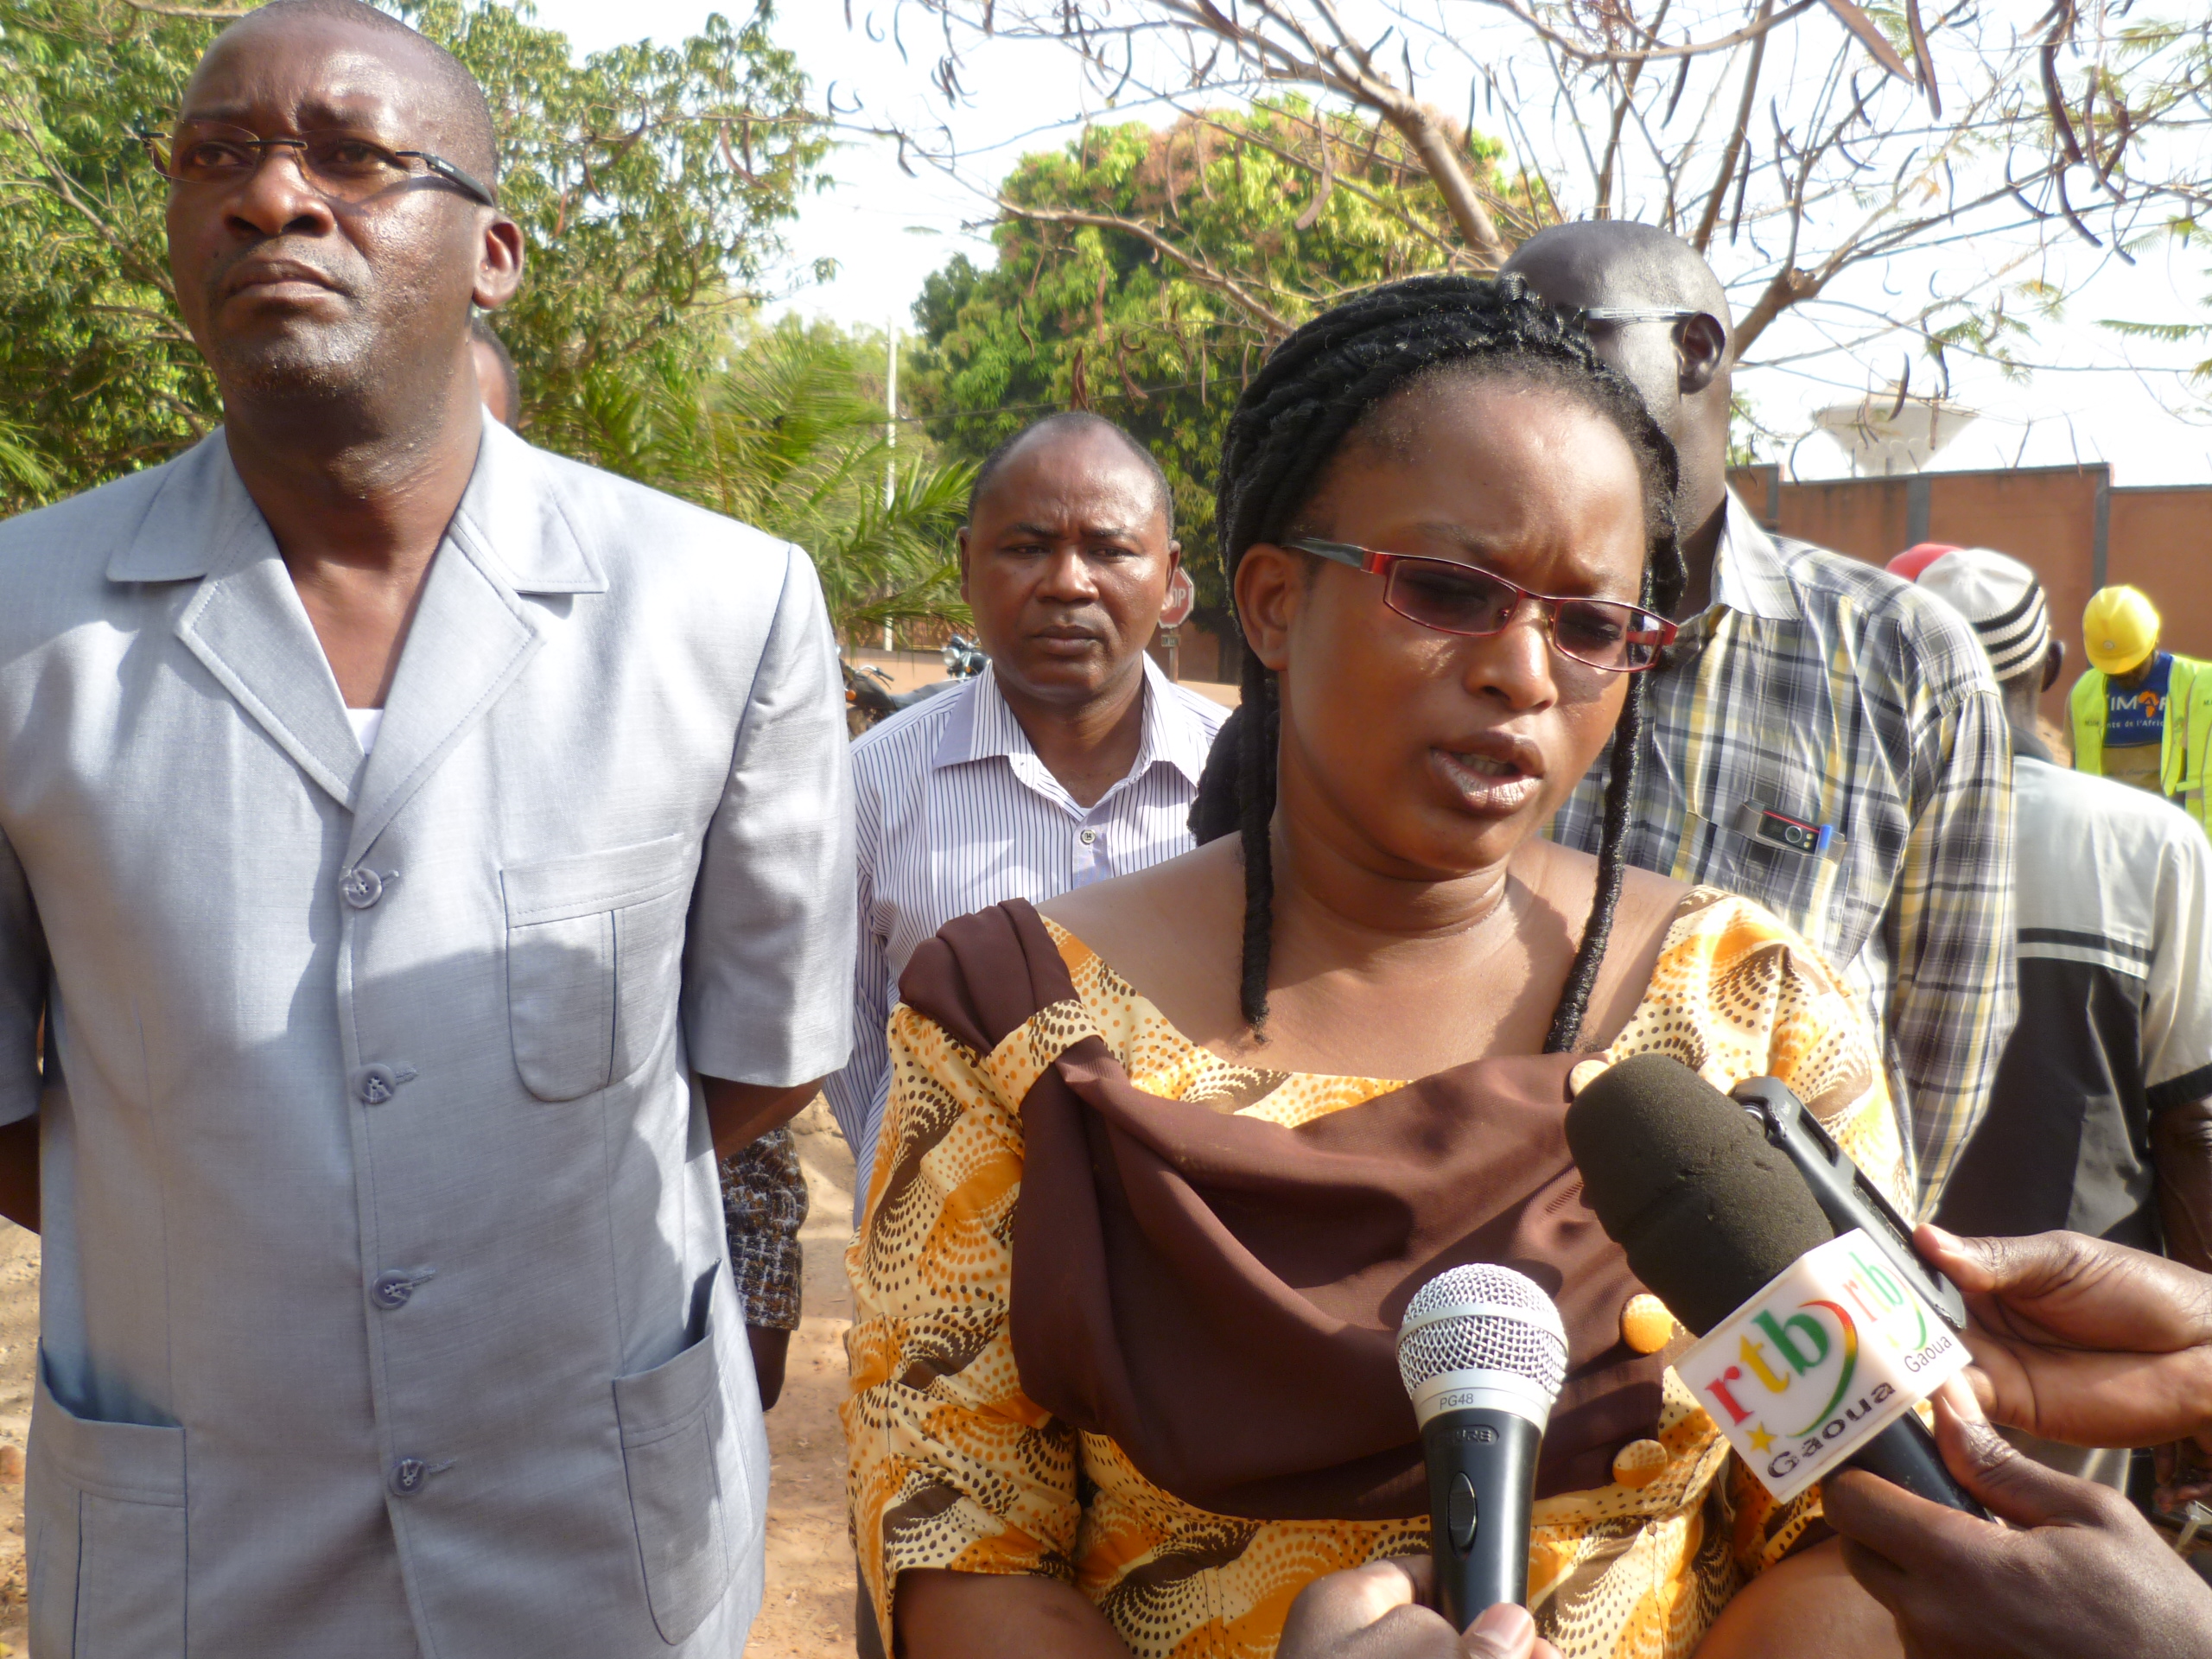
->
[1564, 1054, 1986, 1516]
[1396, 1264, 1567, 1629]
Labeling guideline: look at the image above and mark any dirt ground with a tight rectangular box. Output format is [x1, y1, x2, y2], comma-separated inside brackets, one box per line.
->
[0, 1220, 37, 1655]
[0, 1108, 861, 1659]
[746, 1101, 868, 1659]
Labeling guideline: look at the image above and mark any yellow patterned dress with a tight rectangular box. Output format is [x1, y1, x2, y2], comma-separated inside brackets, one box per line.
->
[843, 888, 1906, 1658]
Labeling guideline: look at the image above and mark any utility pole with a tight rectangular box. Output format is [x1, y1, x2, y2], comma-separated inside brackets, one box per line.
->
[882, 315, 898, 652]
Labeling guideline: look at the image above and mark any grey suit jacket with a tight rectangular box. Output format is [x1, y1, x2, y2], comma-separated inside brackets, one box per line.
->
[0, 420, 855, 1656]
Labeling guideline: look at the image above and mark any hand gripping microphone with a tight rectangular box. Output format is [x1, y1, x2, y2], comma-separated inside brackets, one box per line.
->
[1396, 1264, 1568, 1629]
[1564, 1053, 1986, 1516]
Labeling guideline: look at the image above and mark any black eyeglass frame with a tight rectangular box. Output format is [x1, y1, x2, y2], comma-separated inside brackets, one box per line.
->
[128, 121, 499, 210]
[1284, 536, 1679, 673]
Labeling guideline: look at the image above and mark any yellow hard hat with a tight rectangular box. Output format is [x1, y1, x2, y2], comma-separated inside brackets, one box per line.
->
[2083, 586, 2160, 676]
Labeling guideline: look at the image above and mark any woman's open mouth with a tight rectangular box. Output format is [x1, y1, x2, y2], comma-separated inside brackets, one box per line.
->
[1433, 747, 1545, 815]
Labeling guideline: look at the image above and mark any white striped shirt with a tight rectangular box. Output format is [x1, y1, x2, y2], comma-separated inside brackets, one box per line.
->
[823, 658, 1227, 1213]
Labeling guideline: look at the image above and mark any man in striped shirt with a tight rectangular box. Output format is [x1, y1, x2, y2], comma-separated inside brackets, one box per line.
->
[825, 413, 1226, 1213]
[1505, 223, 2015, 1214]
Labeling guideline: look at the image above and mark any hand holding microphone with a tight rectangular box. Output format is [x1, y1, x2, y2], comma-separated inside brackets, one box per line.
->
[1277, 1560, 1563, 1659]
[1826, 1376, 2212, 1659]
[1914, 1224, 2212, 1456]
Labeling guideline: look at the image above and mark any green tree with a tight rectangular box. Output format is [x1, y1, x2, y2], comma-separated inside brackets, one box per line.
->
[575, 315, 971, 639]
[904, 102, 1524, 616]
[0, 0, 826, 510]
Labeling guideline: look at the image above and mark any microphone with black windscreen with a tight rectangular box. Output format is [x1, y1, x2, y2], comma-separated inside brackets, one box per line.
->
[1564, 1053, 1985, 1516]
[1395, 1264, 1567, 1629]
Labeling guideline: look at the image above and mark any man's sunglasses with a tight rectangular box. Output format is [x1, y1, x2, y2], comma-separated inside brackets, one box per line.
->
[1286, 537, 1678, 672]
[130, 121, 498, 209]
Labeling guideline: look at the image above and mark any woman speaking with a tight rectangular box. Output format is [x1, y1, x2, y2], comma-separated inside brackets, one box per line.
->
[842, 277, 1904, 1658]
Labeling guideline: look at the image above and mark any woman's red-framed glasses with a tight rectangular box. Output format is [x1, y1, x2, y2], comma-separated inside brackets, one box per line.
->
[1286, 537, 1678, 673]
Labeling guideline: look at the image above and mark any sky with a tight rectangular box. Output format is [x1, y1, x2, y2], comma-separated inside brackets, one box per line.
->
[527, 0, 2212, 486]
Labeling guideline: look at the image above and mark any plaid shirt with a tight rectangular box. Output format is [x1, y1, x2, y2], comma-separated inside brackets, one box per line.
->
[720, 1127, 809, 1331]
[1553, 493, 2016, 1213]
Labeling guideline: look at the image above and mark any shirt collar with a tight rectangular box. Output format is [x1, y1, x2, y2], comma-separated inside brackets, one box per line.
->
[933, 654, 1211, 790]
[107, 411, 607, 595]
[1708, 487, 1802, 623]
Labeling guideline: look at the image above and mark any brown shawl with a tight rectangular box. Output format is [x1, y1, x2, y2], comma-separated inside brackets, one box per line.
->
[897, 899, 1673, 1524]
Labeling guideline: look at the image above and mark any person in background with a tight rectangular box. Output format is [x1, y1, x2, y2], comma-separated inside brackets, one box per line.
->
[1501, 225, 2014, 1217]
[468, 311, 519, 429]
[821, 410, 1224, 1213]
[1884, 541, 1961, 583]
[0, 3, 853, 1651]
[1903, 549, 2212, 1494]
[468, 297, 810, 1408]
[2072, 584, 2212, 831]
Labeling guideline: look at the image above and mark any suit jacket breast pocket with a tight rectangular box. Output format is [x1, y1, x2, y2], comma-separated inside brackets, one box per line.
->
[503, 835, 696, 1102]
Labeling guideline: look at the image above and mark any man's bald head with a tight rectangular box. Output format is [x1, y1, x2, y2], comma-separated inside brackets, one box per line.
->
[1503, 222, 1733, 557]
[200, 0, 498, 182]
[1504, 221, 1731, 331]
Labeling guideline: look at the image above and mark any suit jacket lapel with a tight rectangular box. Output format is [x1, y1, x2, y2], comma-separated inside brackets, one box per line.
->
[345, 420, 603, 863]
[156, 442, 363, 811]
[343, 535, 540, 864]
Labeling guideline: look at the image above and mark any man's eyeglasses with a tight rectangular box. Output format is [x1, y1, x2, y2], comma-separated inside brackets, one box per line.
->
[1554, 305, 1700, 332]
[130, 121, 498, 209]
[1286, 537, 1678, 672]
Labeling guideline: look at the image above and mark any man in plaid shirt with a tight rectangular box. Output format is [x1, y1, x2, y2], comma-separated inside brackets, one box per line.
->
[1506, 224, 2015, 1214]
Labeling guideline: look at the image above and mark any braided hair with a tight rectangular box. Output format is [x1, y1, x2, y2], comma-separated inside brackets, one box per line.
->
[1191, 274, 1687, 1052]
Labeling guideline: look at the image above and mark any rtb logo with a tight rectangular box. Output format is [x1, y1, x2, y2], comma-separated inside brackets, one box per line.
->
[1675, 1230, 1969, 1501]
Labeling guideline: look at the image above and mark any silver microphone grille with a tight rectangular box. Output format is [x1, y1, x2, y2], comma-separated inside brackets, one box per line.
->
[1395, 1264, 1569, 1412]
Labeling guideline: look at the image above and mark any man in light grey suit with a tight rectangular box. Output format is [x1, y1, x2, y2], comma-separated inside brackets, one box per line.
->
[0, 3, 853, 1653]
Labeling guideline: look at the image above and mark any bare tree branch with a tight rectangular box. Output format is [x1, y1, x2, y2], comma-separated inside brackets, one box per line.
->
[1693, 0, 1773, 251]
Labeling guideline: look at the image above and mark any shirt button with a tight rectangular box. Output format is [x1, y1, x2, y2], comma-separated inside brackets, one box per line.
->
[354, 1065, 398, 1105]
[1078, 828, 1098, 845]
[389, 1457, 428, 1497]
[372, 1272, 415, 1310]
[340, 868, 385, 909]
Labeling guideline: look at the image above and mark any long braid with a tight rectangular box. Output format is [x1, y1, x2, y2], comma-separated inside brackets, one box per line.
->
[1235, 656, 1279, 1027]
[1190, 274, 1687, 1040]
[1540, 571, 1657, 1053]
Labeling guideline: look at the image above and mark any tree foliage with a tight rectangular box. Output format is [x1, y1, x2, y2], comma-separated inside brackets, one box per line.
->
[582, 315, 972, 637]
[904, 100, 1517, 609]
[0, 0, 827, 510]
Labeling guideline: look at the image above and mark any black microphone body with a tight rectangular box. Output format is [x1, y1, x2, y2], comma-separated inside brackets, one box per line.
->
[1566, 1054, 1986, 1519]
[1397, 1266, 1567, 1629]
[1421, 1407, 1541, 1626]
[1844, 1413, 1983, 1510]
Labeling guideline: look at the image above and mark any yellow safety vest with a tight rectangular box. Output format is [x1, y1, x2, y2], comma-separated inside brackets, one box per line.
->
[2071, 653, 2212, 832]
